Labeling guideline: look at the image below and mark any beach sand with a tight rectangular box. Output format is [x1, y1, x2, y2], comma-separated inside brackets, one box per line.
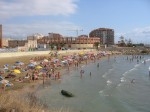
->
[0, 50, 96, 91]
[0, 50, 121, 111]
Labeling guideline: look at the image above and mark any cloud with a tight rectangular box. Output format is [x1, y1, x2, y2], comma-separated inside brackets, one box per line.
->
[2, 21, 81, 39]
[0, 0, 80, 39]
[0, 0, 77, 18]
[116, 26, 150, 44]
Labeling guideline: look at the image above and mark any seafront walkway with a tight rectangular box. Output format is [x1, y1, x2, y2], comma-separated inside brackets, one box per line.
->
[0, 49, 94, 58]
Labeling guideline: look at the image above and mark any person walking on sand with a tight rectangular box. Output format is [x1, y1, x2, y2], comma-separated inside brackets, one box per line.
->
[31, 72, 35, 82]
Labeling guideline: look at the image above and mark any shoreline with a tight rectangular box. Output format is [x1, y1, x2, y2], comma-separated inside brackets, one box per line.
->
[0, 49, 121, 92]
[0, 49, 121, 111]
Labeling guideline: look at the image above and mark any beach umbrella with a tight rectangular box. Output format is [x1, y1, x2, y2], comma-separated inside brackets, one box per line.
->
[0, 69, 4, 73]
[5, 64, 9, 67]
[28, 63, 35, 67]
[63, 56, 67, 59]
[11, 66, 16, 69]
[36, 66, 42, 69]
[4, 67, 8, 70]
[43, 59, 49, 62]
[14, 69, 21, 74]
[83, 56, 87, 59]
[40, 69, 47, 73]
[79, 52, 84, 55]
[30, 59, 34, 63]
[61, 60, 68, 64]
[0, 79, 9, 84]
[31, 61, 37, 65]
[16, 61, 20, 63]
[15, 61, 24, 66]
[53, 59, 59, 63]
[68, 59, 73, 62]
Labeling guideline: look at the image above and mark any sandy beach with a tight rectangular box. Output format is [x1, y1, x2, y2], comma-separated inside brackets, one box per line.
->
[0, 50, 98, 90]
[0, 49, 121, 112]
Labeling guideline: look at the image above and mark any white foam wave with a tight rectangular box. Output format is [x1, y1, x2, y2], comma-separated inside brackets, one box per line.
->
[122, 66, 137, 76]
[134, 64, 140, 67]
[122, 71, 128, 76]
[102, 68, 114, 78]
[107, 80, 112, 86]
[99, 90, 110, 97]
[99, 90, 103, 94]
[102, 73, 107, 78]
[81, 65, 85, 68]
[120, 77, 126, 82]
[146, 59, 150, 62]
[129, 68, 136, 72]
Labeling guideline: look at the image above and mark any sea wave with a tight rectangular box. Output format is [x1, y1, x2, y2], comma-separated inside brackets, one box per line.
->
[107, 80, 112, 86]
[102, 68, 114, 78]
[120, 77, 126, 82]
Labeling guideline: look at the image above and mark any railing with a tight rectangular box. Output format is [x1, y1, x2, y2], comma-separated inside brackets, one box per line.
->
[0, 48, 18, 53]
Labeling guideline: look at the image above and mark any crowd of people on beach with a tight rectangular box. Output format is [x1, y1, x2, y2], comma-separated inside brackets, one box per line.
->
[0, 50, 120, 92]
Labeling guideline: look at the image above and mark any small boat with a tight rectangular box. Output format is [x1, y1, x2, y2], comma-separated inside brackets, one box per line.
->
[61, 90, 74, 97]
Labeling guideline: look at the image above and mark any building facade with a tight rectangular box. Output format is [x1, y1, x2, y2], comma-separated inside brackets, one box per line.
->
[0, 24, 2, 48]
[7, 32, 100, 50]
[27, 35, 38, 49]
[8, 40, 27, 48]
[37, 33, 100, 49]
[89, 28, 114, 45]
[2, 38, 9, 47]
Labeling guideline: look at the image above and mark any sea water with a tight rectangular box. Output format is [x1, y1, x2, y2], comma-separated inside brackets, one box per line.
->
[37, 55, 150, 112]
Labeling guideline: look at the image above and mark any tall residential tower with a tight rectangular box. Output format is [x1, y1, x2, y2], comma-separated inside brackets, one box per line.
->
[89, 28, 114, 46]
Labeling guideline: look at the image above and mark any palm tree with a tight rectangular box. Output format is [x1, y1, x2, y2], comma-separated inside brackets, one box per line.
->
[94, 42, 100, 50]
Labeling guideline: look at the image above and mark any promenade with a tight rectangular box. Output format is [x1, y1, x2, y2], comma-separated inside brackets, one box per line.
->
[0, 49, 94, 58]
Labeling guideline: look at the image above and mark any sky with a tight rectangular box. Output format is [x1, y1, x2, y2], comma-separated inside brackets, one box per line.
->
[0, 0, 150, 43]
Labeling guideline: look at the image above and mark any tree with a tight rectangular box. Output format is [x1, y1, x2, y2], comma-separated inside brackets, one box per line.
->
[59, 43, 65, 48]
[126, 38, 133, 47]
[49, 44, 55, 50]
[119, 36, 126, 47]
[94, 42, 100, 50]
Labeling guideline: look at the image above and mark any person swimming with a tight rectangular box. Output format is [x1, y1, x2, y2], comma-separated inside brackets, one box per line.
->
[131, 79, 135, 83]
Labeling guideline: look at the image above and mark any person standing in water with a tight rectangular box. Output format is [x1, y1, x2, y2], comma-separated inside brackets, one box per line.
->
[80, 70, 84, 78]
[90, 72, 92, 77]
[144, 60, 146, 64]
[149, 67, 150, 77]
[131, 79, 135, 83]
[97, 63, 99, 68]
[114, 56, 116, 62]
